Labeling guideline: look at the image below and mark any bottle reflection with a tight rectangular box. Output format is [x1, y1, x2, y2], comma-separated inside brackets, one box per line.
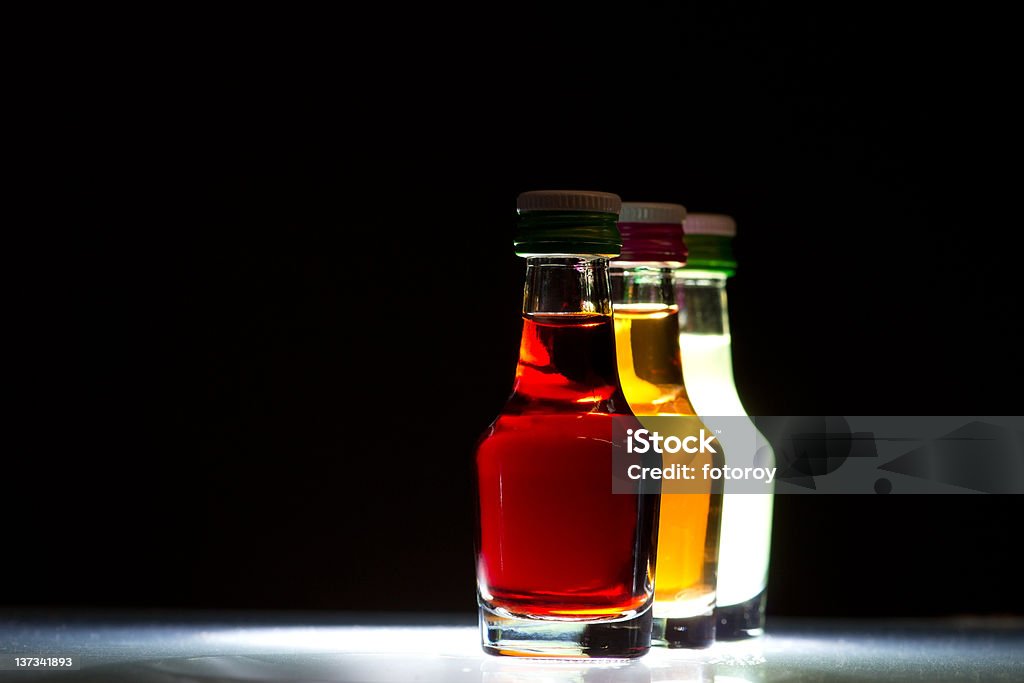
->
[647, 659, 713, 682]
[479, 657, 747, 683]
[480, 658, 654, 683]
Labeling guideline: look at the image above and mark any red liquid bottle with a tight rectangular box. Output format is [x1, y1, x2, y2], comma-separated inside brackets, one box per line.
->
[475, 191, 659, 658]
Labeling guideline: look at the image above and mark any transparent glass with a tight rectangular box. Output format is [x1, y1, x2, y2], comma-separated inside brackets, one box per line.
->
[676, 269, 775, 639]
[611, 265, 724, 649]
[474, 256, 659, 658]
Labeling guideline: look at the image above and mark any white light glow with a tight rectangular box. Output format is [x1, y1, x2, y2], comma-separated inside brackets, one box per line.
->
[680, 333, 774, 607]
[200, 625, 482, 657]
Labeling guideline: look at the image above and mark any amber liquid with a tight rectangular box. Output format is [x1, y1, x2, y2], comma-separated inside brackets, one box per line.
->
[614, 304, 723, 619]
[475, 313, 658, 620]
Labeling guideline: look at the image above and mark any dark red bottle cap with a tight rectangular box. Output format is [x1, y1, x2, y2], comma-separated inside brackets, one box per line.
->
[616, 202, 688, 266]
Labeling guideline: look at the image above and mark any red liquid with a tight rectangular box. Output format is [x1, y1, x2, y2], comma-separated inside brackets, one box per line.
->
[475, 314, 658, 619]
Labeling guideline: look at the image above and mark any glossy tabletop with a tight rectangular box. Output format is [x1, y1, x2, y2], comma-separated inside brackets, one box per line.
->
[0, 613, 1020, 682]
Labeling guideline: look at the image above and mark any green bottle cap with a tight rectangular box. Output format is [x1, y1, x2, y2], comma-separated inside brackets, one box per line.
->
[681, 213, 738, 275]
[515, 191, 622, 258]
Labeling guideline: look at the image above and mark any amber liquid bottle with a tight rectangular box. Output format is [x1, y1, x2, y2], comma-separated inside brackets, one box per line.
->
[613, 202, 724, 649]
[475, 191, 659, 658]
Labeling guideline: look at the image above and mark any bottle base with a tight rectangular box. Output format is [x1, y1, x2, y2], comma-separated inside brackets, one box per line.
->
[715, 589, 767, 640]
[651, 612, 716, 649]
[479, 603, 653, 658]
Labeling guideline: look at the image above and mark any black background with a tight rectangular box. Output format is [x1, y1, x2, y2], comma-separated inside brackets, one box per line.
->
[8, 7, 1022, 617]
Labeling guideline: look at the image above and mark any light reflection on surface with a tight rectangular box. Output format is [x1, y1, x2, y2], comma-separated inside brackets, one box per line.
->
[1, 619, 1021, 682]
[200, 625, 481, 655]
[133, 636, 789, 683]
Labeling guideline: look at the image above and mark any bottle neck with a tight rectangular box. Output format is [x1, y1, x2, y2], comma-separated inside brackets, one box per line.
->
[674, 269, 730, 338]
[510, 257, 627, 412]
[610, 265, 693, 415]
[522, 256, 612, 315]
[609, 263, 677, 310]
[674, 269, 746, 415]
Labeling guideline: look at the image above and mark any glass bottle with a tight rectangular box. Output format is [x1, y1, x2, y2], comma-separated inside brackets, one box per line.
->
[475, 190, 659, 658]
[612, 202, 724, 649]
[675, 213, 774, 639]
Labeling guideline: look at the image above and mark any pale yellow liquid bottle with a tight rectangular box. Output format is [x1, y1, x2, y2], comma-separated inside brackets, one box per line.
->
[676, 213, 774, 639]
